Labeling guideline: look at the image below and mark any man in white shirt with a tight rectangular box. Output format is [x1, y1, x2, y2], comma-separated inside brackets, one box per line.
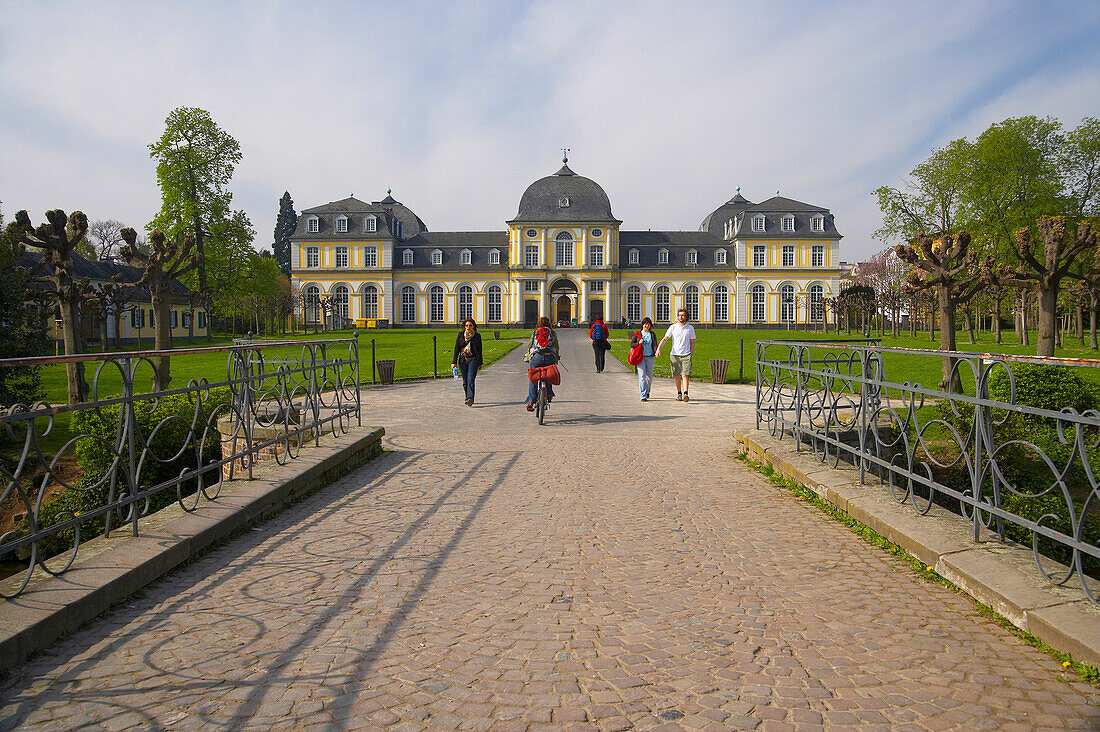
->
[656, 308, 696, 402]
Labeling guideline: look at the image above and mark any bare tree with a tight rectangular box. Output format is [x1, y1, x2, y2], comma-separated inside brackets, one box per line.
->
[120, 228, 200, 390]
[88, 218, 126, 261]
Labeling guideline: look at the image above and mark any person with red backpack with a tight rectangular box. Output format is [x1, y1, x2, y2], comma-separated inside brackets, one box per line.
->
[589, 317, 610, 372]
[525, 316, 559, 410]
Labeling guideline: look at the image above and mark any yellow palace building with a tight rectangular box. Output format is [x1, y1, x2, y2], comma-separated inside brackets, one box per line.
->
[290, 157, 843, 328]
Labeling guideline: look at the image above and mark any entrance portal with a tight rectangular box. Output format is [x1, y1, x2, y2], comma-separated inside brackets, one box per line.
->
[588, 299, 604, 322]
[556, 295, 571, 324]
[523, 299, 539, 328]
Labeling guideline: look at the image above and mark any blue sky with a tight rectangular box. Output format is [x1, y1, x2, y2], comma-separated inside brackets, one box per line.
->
[1, 0, 1098, 262]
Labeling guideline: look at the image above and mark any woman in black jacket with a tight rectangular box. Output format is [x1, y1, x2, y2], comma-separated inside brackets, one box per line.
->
[452, 318, 483, 406]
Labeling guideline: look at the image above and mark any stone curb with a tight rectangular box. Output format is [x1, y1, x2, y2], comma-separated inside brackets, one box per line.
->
[0, 425, 385, 674]
[734, 428, 1100, 667]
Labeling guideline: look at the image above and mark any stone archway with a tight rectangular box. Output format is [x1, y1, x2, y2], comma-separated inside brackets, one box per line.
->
[556, 295, 571, 323]
[550, 278, 577, 325]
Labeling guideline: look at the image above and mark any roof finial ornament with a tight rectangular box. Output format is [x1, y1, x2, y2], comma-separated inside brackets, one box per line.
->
[562, 147, 570, 165]
[387, 187, 392, 195]
[736, 186, 740, 194]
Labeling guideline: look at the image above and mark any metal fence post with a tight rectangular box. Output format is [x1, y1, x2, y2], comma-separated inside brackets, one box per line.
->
[371, 338, 376, 385]
[433, 335, 438, 379]
[353, 333, 362, 426]
[739, 338, 744, 383]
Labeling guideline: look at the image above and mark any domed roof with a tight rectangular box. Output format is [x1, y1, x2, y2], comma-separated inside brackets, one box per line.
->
[699, 191, 754, 236]
[510, 159, 619, 223]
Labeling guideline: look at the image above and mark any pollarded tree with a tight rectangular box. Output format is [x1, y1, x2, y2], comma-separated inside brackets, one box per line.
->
[9, 209, 91, 404]
[274, 191, 296, 276]
[895, 232, 991, 390]
[0, 206, 49, 407]
[121, 228, 200, 390]
[997, 216, 1098, 357]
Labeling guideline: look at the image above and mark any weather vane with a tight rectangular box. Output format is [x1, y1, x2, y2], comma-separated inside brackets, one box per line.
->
[562, 148, 570, 164]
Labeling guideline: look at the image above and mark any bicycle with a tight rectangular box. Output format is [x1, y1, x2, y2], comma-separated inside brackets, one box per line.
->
[534, 373, 550, 425]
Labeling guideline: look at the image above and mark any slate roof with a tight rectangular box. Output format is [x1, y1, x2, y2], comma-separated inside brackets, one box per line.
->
[395, 232, 510, 271]
[699, 192, 755, 236]
[733, 196, 843, 239]
[19, 250, 196, 302]
[510, 164, 620, 224]
[619, 231, 734, 269]
[293, 195, 428, 240]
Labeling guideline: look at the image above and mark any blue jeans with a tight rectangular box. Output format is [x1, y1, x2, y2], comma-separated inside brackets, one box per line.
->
[637, 356, 654, 399]
[526, 353, 557, 404]
[459, 358, 479, 401]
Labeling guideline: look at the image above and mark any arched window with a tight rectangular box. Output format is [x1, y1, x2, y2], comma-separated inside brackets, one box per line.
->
[333, 284, 349, 319]
[751, 284, 766, 322]
[780, 283, 795, 323]
[304, 284, 321, 323]
[626, 285, 641, 322]
[458, 285, 473, 321]
[809, 283, 824, 322]
[401, 285, 416, 323]
[555, 231, 574, 267]
[656, 285, 671, 322]
[487, 285, 502, 323]
[713, 283, 729, 322]
[429, 285, 444, 322]
[684, 284, 700, 321]
[362, 284, 379, 319]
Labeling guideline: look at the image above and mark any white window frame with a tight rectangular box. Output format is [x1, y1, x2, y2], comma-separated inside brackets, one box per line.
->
[336, 216, 348, 233]
[656, 285, 670, 322]
[132, 308, 144, 329]
[782, 244, 795, 267]
[364, 246, 377, 268]
[753, 245, 766, 267]
[686, 249, 697, 266]
[335, 245, 348, 268]
[684, 284, 700, 321]
[460, 249, 472, 266]
[307, 216, 319, 233]
[780, 284, 795, 322]
[487, 285, 503, 322]
[554, 231, 574, 267]
[812, 245, 824, 267]
[458, 285, 473, 321]
[362, 284, 379, 319]
[401, 285, 416, 323]
[715, 249, 727, 265]
[628, 248, 639, 265]
[626, 285, 641, 322]
[333, 285, 350, 319]
[590, 243, 604, 267]
[752, 215, 766, 232]
[306, 246, 320, 268]
[488, 249, 500, 265]
[809, 284, 824, 322]
[524, 243, 539, 268]
[402, 249, 413, 265]
[751, 284, 766, 322]
[365, 215, 377, 233]
[811, 214, 824, 232]
[589, 280, 605, 293]
[782, 214, 795, 232]
[524, 280, 540, 292]
[658, 248, 669, 265]
[429, 285, 444, 322]
[304, 284, 321, 322]
[713, 284, 729, 322]
[431, 249, 443, 266]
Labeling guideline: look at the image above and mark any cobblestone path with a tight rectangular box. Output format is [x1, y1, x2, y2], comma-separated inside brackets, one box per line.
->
[1, 330, 1098, 730]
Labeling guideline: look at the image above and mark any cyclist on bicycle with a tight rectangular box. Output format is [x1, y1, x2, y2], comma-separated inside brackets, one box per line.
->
[525, 316, 559, 411]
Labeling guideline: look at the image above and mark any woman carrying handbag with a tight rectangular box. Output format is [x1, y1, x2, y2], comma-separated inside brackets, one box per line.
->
[629, 317, 657, 401]
[452, 318, 483, 406]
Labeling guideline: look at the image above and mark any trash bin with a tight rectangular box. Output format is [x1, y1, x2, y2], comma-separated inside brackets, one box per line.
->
[493, 331, 501, 340]
[710, 358, 729, 384]
[376, 359, 396, 384]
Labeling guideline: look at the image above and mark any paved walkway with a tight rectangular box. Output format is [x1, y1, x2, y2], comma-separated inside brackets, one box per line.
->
[1, 330, 1098, 730]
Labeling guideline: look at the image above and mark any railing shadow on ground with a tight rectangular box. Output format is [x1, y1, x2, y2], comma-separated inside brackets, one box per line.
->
[0, 446, 518, 727]
[0, 336, 361, 599]
[756, 339, 1100, 606]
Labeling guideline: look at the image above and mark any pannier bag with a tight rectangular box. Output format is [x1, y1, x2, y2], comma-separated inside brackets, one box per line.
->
[527, 364, 561, 386]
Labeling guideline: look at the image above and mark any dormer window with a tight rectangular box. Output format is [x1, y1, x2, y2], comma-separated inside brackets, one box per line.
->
[811, 214, 824, 232]
[752, 214, 766, 233]
[336, 216, 348, 233]
[488, 249, 500, 265]
[307, 216, 319, 233]
[460, 249, 472, 266]
[686, 249, 697, 266]
[431, 249, 442, 266]
[782, 214, 795, 232]
[365, 215, 377, 233]
[402, 249, 413, 265]
[558, 197, 570, 208]
[658, 248, 669, 265]
[394, 220, 402, 239]
[628, 248, 639, 265]
[715, 249, 727, 265]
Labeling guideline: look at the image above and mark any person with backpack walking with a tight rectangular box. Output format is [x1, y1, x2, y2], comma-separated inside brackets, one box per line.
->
[589, 317, 609, 372]
[452, 318, 483, 406]
[656, 308, 696, 402]
[629, 317, 657, 401]
[525, 316, 559, 410]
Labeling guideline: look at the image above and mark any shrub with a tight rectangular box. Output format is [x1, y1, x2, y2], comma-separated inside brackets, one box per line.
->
[987, 363, 1100, 418]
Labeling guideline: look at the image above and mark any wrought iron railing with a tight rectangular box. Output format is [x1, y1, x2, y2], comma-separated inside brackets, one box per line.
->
[756, 339, 1100, 605]
[0, 336, 360, 598]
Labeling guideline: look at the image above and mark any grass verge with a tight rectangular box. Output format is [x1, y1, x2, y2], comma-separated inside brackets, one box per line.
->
[736, 452, 1100, 688]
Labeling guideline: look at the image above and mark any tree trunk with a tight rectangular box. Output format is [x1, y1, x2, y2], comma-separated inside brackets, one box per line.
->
[994, 292, 1002, 344]
[1078, 304, 1085, 346]
[937, 286, 961, 392]
[59, 296, 88, 404]
[963, 307, 975, 344]
[152, 295, 173, 390]
[1091, 298, 1098, 350]
[1036, 285, 1058, 357]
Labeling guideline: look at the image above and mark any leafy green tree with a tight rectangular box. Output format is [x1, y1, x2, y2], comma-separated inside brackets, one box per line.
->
[149, 107, 247, 299]
[874, 138, 973, 243]
[1061, 116, 1100, 219]
[273, 191, 296, 276]
[0, 206, 48, 407]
